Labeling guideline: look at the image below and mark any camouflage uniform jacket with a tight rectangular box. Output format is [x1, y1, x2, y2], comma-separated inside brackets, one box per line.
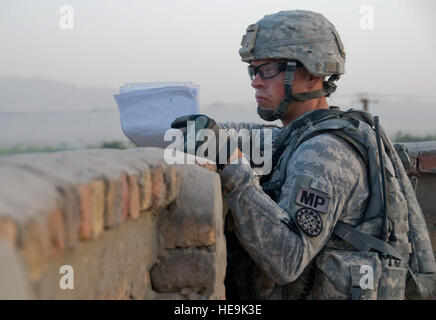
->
[219, 108, 377, 299]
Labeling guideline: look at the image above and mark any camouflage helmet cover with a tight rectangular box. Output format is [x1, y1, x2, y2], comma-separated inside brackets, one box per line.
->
[239, 10, 346, 77]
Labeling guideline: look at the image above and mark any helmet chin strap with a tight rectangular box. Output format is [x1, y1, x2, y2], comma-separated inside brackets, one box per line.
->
[257, 61, 296, 121]
[257, 61, 339, 122]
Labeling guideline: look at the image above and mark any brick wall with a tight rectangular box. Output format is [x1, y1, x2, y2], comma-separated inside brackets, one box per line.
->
[402, 142, 436, 257]
[0, 142, 435, 299]
[0, 148, 225, 299]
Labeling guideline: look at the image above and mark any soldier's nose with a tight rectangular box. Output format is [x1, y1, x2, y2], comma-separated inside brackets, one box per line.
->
[251, 73, 265, 89]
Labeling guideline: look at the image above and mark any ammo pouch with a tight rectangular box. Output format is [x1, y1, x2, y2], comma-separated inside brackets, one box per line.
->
[378, 259, 409, 299]
[314, 249, 408, 300]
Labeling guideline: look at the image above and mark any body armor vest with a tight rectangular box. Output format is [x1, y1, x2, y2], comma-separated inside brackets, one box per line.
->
[260, 107, 436, 299]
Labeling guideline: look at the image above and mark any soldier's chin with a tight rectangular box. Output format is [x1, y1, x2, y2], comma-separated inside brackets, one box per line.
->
[257, 102, 272, 109]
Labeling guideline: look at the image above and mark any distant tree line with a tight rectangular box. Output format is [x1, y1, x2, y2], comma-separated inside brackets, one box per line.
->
[1, 133, 436, 155]
[0, 140, 135, 155]
[392, 131, 436, 142]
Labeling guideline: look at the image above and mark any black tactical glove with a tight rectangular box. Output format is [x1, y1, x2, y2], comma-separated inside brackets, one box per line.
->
[171, 114, 237, 169]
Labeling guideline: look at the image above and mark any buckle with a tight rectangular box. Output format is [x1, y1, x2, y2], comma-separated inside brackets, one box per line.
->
[284, 61, 296, 86]
[273, 110, 284, 119]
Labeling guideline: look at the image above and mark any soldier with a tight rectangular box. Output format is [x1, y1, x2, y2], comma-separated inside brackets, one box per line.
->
[171, 10, 436, 299]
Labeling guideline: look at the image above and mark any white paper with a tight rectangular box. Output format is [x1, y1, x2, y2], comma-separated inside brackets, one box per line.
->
[114, 82, 200, 147]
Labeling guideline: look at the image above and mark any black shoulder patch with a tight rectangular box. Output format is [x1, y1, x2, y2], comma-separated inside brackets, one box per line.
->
[296, 208, 323, 237]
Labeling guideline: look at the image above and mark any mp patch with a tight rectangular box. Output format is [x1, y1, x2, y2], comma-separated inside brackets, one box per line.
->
[296, 187, 330, 214]
[296, 208, 323, 237]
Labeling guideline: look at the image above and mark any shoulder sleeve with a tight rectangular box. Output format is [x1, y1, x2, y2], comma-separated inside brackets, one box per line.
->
[221, 133, 368, 283]
[276, 133, 369, 262]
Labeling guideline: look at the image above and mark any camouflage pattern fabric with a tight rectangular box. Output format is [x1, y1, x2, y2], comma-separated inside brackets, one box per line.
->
[220, 111, 370, 299]
[239, 10, 345, 77]
[219, 108, 436, 299]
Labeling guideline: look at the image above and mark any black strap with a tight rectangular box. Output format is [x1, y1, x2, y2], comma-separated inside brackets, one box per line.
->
[272, 61, 297, 119]
[333, 222, 404, 261]
[374, 116, 390, 242]
[292, 89, 327, 102]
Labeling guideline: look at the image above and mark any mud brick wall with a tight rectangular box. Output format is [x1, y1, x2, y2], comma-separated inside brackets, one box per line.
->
[0, 142, 435, 300]
[403, 142, 436, 254]
[0, 148, 225, 299]
[402, 141, 436, 299]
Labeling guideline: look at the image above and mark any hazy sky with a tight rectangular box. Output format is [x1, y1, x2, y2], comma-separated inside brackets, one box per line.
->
[1, 0, 436, 106]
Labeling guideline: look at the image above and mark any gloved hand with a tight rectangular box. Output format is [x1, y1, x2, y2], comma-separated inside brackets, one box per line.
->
[171, 114, 237, 169]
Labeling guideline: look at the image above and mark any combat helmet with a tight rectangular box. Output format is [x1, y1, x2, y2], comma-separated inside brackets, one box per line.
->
[239, 10, 346, 121]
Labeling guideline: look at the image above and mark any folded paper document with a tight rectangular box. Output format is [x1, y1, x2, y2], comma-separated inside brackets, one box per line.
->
[114, 82, 200, 147]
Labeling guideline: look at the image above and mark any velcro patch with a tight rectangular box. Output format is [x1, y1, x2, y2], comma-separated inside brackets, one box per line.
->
[296, 187, 330, 213]
[296, 208, 322, 237]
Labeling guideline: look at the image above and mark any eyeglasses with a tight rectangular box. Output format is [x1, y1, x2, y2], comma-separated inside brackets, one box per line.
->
[248, 62, 287, 80]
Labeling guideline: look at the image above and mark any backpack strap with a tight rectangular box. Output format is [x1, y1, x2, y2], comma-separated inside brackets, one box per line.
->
[333, 222, 404, 261]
